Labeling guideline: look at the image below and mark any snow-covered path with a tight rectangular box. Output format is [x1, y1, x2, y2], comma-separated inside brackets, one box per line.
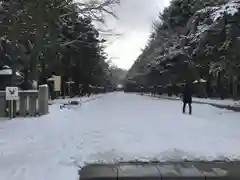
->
[0, 92, 240, 180]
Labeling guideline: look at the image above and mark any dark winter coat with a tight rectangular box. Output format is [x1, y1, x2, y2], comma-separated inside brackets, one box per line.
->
[182, 83, 192, 103]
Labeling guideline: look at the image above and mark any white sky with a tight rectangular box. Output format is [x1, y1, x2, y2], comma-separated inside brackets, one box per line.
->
[103, 0, 170, 70]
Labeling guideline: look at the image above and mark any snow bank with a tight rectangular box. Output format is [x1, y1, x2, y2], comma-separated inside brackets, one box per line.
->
[0, 69, 22, 76]
[39, 84, 48, 88]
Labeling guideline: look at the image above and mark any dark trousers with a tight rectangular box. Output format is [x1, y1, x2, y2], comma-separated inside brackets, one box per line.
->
[183, 102, 192, 114]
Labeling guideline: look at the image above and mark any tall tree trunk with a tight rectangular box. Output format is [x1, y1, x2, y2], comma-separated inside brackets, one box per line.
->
[232, 75, 238, 100]
[11, 41, 18, 86]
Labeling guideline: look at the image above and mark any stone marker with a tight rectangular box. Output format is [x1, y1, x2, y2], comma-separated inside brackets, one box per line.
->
[29, 95, 37, 116]
[79, 162, 240, 180]
[157, 164, 181, 178]
[0, 96, 6, 117]
[38, 85, 49, 115]
[79, 164, 117, 180]
[19, 95, 27, 117]
[176, 164, 204, 180]
[117, 164, 161, 179]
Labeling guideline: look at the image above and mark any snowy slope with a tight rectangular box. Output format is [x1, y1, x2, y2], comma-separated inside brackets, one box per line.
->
[0, 92, 240, 180]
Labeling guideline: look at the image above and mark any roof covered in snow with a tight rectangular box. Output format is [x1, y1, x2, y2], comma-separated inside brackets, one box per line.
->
[194, 78, 207, 83]
[0, 69, 22, 76]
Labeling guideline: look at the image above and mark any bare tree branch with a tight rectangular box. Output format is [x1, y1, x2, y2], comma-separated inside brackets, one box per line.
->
[60, 0, 120, 47]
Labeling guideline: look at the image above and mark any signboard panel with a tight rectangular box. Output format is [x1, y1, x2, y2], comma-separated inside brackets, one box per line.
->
[6, 87, 19, 100]
[54, 76, 61, 91]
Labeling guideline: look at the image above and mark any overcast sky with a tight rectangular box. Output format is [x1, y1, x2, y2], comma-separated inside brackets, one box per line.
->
[103, 0, 170, 70]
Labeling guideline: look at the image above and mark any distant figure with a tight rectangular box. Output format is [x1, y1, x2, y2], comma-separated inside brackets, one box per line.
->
[182, 82, 193, 114]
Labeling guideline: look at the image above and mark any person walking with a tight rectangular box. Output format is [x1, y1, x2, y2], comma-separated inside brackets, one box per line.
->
[182, 81, 193, 115]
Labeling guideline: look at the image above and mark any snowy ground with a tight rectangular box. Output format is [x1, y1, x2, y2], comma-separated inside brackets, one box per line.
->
[0, 92, 240, 180]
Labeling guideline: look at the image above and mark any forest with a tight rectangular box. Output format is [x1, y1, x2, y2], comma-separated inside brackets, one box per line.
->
[126, 0, 240, 99]
[0, 0, 121, 95]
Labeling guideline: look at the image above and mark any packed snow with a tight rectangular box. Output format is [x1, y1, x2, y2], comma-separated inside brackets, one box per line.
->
[0, 92, 240, 180]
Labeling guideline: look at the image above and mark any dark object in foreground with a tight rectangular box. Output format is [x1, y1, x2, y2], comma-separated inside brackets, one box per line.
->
[182, 82, 193, 114]
[70, 101, 80, 105]
[79, 161, 240, 180]
[60, 101, 80, 109]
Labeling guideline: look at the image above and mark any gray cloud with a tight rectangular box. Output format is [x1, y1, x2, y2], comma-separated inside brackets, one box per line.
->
[103, 0, 170, 69]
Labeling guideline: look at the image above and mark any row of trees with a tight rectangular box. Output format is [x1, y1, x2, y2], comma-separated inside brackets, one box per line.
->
[0, 0, 119, 95]
[126, 0, 240, 99]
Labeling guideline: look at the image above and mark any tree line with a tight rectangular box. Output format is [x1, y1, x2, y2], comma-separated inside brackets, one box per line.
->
[126, 0, 240, 99]
[0, 0, 119, 95]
